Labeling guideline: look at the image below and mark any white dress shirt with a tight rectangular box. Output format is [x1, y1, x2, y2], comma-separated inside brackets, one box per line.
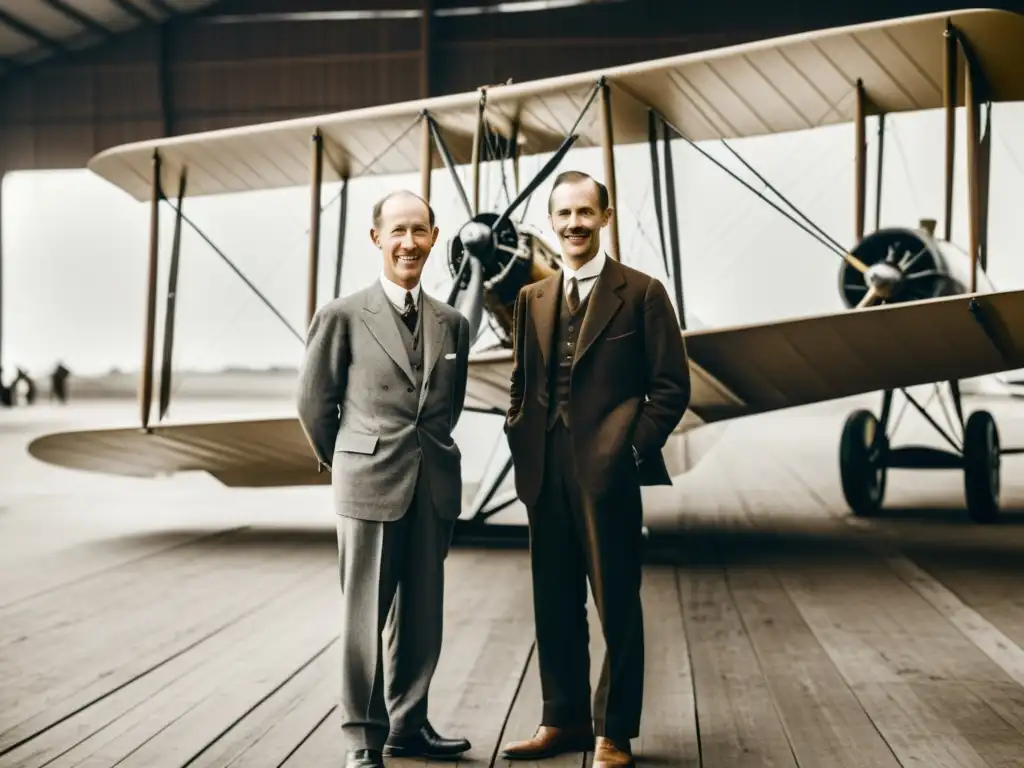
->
[562, 250, 606, 301]
[379, 272, 421, 311]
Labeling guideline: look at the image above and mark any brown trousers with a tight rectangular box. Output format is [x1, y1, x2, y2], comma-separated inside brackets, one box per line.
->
[526, 420, 645, 741]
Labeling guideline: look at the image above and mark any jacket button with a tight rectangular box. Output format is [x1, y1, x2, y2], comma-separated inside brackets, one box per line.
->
[383, 385, 388, 390]
[407, 386, 414, 392]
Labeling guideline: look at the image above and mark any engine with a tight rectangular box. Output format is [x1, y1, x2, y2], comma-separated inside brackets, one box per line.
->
[838, 220, 974, 308]
[447, 213, 559, 343]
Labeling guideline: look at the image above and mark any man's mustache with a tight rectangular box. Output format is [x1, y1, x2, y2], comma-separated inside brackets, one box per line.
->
[563, 229, 591, 237]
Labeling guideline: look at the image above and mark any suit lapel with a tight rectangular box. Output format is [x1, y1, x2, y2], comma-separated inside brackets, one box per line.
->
[361, 281, 415, 385]
[575, 258, 625, 363]
[531, 273, 560, 372]
[419, 296, 447, 409]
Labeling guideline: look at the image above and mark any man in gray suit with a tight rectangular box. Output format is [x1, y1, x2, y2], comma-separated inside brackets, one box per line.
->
[297, 190, 472, 768]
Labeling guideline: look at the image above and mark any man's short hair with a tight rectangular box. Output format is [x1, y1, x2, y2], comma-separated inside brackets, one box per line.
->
[547, 170, 609, 213]
[372, 190, 436, 229]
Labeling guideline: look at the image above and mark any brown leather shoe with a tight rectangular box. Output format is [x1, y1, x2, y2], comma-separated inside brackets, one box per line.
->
[500, 725, 594, 760]
[593, 737, 634, 767]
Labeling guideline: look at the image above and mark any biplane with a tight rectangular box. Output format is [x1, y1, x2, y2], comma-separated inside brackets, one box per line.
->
[26, 8, 1024, 531]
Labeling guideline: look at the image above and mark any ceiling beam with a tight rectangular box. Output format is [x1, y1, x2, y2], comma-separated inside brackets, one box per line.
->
[0, 7, 67, 54]
[146, 0, 180, 20]
[42, 0, 115, 39]
[108, 0, 156, 25]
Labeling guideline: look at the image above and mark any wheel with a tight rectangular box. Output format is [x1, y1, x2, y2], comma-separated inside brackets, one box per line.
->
[963, 410, 1000, 523]
[839, 409, 887, 516]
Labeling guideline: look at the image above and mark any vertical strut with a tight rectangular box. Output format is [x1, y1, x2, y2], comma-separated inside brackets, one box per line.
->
[598, 80, 620, 261]
[471, 91, 484, 215]
[878, 389, 894, 437]
[943, 20, 957, 243]
[874, 114, 885, 231]
[978, 102, 991, 272]
[510, 120, 520, 197]
[307, 129, 324, 327]
[964, 46, 980, 292]
[948, 379, 965, 435]
[953, 25, 990, 289]
[158, 169, 187, 422]
[333, 177, 349, 300]
[140, 150, 162, 431]
[854, 79, 866, 244]
[420, 115, 432, 202]
[662, 121, 685, 329]
[647, 110, 669, 274]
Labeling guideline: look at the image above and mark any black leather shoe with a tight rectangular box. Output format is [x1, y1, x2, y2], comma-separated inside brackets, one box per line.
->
[343, 748, 383, 768]
[383, 721, 471, 758]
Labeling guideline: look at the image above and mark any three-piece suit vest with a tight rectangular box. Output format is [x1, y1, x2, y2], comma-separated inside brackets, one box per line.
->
[389, 290, 424, 392]
[546, 278, 592, 431]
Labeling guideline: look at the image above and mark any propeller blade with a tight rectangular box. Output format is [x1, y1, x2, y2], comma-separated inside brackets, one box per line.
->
[450, 254, 485, 341]
[902, 269, 942, 281]
[843, 251, 870, 274]
[493, 133, 579, 233]
[898, 246, 929, 272]
[856, 285, 882, 308]
[446, 232, 486, 341]
[446, 246, 472, 305]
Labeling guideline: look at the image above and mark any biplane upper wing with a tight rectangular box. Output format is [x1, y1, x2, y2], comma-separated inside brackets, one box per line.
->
[28, 289, 1024, 486]
[87, 8, 1024, 202]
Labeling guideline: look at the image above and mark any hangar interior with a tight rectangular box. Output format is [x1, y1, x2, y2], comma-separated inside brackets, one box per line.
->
[1, 0, 1019, 172]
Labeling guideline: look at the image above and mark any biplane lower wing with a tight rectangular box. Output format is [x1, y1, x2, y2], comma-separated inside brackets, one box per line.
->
[684, 287, 1024, 421]
[25, 352, 519, 488]
[27, 289, 1024, 487]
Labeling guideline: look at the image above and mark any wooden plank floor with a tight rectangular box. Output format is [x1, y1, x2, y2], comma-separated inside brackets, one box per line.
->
[6, 391, 1024, 766]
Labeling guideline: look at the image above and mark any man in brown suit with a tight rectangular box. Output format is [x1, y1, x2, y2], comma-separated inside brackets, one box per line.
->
[500, 171, 691, 766]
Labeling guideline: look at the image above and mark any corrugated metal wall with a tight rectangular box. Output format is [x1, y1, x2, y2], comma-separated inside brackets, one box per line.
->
[0, 0, 1019, 172]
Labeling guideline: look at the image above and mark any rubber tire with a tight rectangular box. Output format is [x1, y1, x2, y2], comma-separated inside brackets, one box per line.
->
[840, 409, 887, 517]
[963, 410, 1000, 523]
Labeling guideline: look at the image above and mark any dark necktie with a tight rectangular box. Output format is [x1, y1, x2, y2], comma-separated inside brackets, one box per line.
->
[401, 290, 418, 333]
[566, 277, 580, 313]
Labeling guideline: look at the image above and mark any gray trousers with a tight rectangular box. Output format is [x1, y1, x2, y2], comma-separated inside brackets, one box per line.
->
[335, 480, 455, 752]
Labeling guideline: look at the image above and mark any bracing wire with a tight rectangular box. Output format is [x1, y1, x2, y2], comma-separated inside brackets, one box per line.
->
[162, 114, 427, 403]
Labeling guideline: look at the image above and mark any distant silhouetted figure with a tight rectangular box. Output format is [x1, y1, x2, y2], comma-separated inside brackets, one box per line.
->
[50, 362, 70, 404]
[0, 366, 11, 407]
[13, 368, 36, 405]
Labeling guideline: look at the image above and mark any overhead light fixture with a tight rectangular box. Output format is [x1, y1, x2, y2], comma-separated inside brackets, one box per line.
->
[203, 0, 627, 24]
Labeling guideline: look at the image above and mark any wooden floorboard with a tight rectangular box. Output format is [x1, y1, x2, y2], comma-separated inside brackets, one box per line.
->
[8, 396, 1024, 766]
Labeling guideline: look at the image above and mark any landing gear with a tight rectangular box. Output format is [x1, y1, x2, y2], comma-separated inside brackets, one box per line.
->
[963, 410, 1000, 523]
[839, 409, 887, 516]
[451, 406, 529, 547]
[838, 384, 1005, 523]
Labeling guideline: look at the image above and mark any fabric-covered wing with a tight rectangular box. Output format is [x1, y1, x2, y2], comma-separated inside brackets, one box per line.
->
[684, 289, 1024, 424]
[26, 350, 516, 487]
[87, 9, 1024, 201]
[27, 417, 327, 487]
[25, 290, 1024, 486]
[465, 348, 515, 413]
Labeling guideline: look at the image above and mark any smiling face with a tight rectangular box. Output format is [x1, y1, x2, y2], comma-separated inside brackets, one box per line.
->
[548, 176, 612, 270]
[370, 192, 439, 289]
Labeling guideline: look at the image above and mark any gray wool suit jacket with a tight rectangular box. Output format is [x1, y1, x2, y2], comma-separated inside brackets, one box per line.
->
[296, 279, 471, 522]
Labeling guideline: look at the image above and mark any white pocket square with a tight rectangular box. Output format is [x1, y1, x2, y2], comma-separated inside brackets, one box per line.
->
[444, 352, 456, 360]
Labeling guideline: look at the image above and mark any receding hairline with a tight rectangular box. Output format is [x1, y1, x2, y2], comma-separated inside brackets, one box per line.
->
[372, 190, 436, 229]
[547, 170, 609, 213]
